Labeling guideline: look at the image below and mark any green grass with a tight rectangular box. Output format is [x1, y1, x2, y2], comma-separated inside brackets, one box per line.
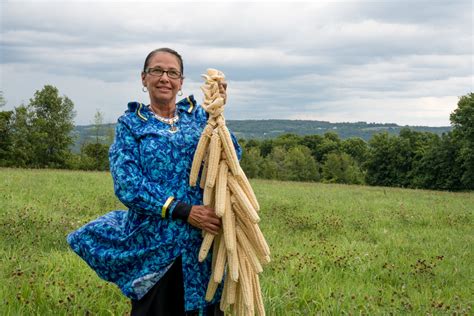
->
[1, 168, 473, 315]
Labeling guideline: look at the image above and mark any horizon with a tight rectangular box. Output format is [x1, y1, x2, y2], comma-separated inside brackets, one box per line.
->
[74, 117, 453, 128]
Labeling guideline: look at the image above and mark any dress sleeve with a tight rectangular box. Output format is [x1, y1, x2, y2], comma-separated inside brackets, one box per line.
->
[109, 120, 175, 217]
[229, 130, 242, 161]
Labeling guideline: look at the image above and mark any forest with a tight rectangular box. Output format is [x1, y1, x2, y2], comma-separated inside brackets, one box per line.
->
[1, 86, 472, 191]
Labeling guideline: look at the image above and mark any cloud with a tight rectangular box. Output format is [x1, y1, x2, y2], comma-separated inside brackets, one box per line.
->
[1, 1, 472, 127]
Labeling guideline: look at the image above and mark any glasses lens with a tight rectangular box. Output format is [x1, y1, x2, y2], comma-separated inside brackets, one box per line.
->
[148, 68, 163, 76]
[168, 70, 181, 79]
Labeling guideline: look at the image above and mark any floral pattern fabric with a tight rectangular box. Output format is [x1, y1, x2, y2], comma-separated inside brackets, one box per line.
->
[67, 95, 241, 311]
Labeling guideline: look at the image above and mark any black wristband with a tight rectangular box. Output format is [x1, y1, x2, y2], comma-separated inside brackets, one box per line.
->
[171, 201, 192, 221]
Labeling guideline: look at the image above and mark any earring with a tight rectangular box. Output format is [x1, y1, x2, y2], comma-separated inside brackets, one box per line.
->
[177, 89, 183, 96]
[142, 86, 148, 92]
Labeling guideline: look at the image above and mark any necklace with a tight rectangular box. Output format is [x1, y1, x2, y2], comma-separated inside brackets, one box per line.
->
[151, 106, 179, 133]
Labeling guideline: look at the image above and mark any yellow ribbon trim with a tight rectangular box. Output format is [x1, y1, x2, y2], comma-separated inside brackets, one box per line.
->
[161, 196, 175, 218]
[186, 96, 194, 113]
[137, 103, 148, 121]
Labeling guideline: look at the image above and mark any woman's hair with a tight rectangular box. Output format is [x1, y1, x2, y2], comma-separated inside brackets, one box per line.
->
[143, 48, 184, 74]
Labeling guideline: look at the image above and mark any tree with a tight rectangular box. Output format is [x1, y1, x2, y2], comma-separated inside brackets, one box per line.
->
[322, 152, 364, 184]
[259, 139, 274, 158]
[0, 110, 13, 165]
[411, 133, 464, 190]
[364, 132, 412, 187]
[300, 134, 324, 162]
[283, 145, 320, 181]
[0, 91, 6, 107]
[341, 137, 368, 165]
[79, 142, 110, 171]
[316, 132, 342, 162]
[9, 105, 36, 167]
[92, 109, 105, 143]
[28, 85, 76, 168]
[240, 146, 264, 178]
[450, 92, 474, 189]
[260, 146, 287, 180]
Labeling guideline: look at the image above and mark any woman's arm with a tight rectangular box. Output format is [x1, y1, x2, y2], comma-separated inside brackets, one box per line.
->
[109, 121, 176, 218]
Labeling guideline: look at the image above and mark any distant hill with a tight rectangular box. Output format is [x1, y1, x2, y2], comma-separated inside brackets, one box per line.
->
[71, 120, 452, 153]
[225, 120, 451, 141]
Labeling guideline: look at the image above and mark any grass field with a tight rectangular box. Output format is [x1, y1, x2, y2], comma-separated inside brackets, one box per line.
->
[1, 168, 473, 315]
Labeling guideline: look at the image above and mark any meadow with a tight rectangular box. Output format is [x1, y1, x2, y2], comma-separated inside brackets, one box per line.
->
[1, 168, 472, 315]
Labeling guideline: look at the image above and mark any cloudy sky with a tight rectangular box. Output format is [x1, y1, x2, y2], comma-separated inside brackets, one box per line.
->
[1, 0, 472, 126]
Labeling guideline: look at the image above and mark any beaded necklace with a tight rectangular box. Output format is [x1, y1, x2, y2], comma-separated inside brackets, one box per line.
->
[150, 106, 179, 133]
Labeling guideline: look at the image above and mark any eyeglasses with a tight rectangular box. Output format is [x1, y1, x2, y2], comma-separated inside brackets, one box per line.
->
[145, 67, 183, 79]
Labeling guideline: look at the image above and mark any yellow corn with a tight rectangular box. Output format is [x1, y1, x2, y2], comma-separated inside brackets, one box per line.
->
[228, 175, 260, 223]
[198, 232, 214, 262]
[214, 161, 228, 217]
[205, 131, 221, 188]
[189, 124, 213, 186]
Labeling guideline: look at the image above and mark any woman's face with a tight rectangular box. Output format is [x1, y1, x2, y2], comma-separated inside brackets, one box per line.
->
[142, 52, 183, 106]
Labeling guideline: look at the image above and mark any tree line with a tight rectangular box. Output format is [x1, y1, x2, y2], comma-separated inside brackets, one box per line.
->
[1, 86, 472, 191]
[0, 86, 110, 171]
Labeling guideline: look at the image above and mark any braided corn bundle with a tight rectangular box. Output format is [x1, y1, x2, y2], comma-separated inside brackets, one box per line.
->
[190, 68, 270, 315]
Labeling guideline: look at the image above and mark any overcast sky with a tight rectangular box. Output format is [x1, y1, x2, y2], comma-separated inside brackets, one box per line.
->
[1, 0, 472, 126]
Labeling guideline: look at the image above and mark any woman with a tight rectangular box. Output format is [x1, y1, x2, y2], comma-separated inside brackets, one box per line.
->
[67, 47, 241, 316]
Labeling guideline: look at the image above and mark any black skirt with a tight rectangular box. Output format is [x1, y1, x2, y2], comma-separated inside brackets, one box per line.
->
[131, 257, 224, 316]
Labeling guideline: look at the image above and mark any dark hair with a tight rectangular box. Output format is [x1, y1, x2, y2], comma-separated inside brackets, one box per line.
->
[143, 47, 184, 75]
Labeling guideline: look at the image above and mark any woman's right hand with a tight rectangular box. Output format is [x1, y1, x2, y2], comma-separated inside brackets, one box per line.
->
[187, 205, 221, 235]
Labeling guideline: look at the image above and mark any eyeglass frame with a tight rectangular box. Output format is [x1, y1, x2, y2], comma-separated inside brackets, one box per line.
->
[145, 67, 184, 79]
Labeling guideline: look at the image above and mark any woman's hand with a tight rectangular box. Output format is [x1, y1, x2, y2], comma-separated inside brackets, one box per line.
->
[188, 205, 221, 235]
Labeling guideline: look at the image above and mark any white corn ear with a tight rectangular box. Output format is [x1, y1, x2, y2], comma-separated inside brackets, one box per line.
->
[252, 270, 266, 316]
[222, 189, 236, 252]
[227, 246, 239, 282]
[228, 175, 260, 223]
[218, 125, 240, 177]
[236, 215, 270, 259]
[211, 233, 221, 271]
[224, 270, 237, 305]
[205, 278, 219, 302]
[213, 235, 227, 283]
[199, 232, 214, 262]
[214, 161, 228, 217]
[199, 156, 209, 189]
[237, 245, 254, 312]
[236, 167, 260, 211]
[205, 131, 221, 188]
[189, 125, 213, 186]
[236, 226, 263, 274]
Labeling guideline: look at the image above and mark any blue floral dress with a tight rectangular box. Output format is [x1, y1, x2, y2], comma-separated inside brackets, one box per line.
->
[67, 95, 242, 312]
